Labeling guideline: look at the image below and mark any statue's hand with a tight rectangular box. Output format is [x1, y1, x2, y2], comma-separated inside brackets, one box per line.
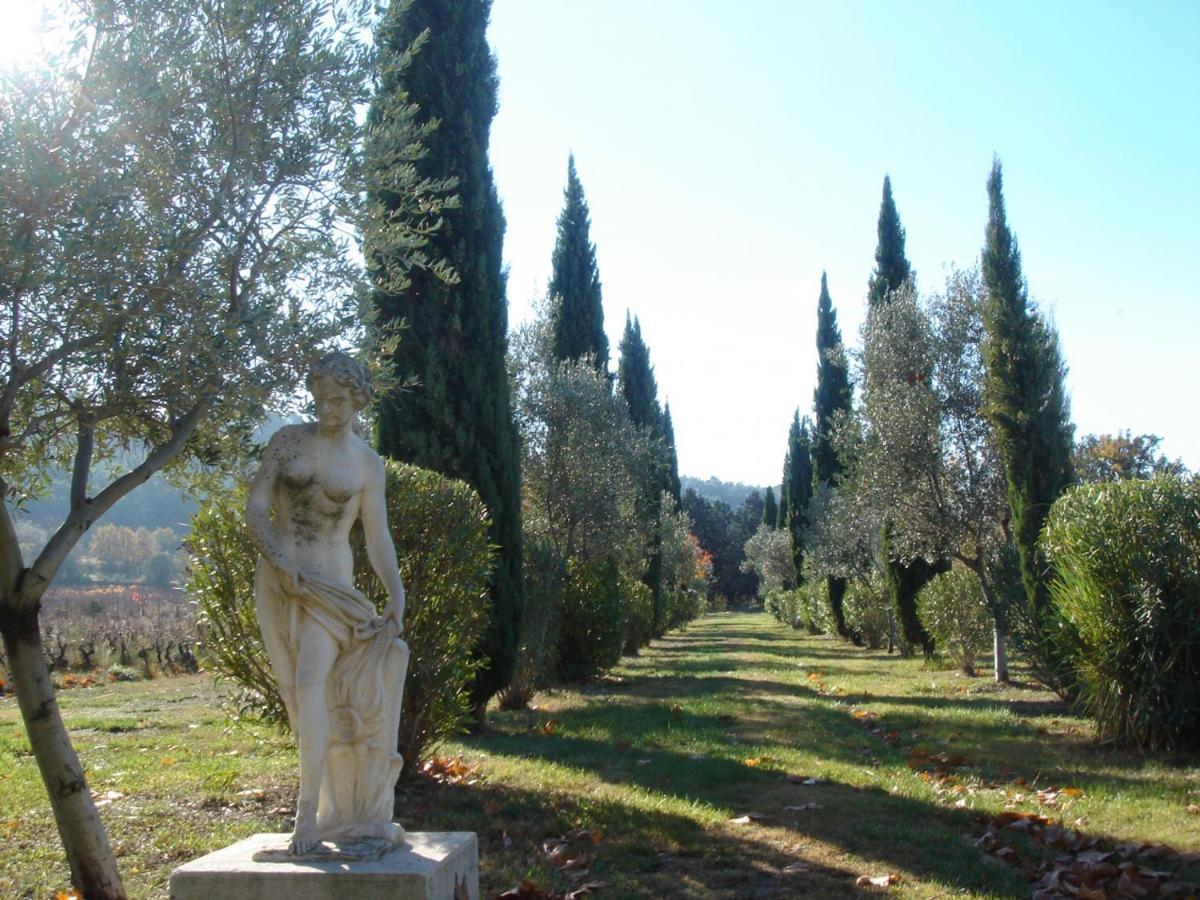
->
[383, 596, 405, 634]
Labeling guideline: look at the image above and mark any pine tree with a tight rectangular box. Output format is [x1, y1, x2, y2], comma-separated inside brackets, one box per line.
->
[865, 177, 940, 654]
[550, 155, 608, 369]
[618, 314, 668, 633]
[812, 272, 853, 637]
[867, 175, 914, 307]
[661, 403, 682, 504]
[762, 487, 779, 531]
[980, 158, 1075, 689]
[780, 411, 814, 590]
[370, 0, 522, 717]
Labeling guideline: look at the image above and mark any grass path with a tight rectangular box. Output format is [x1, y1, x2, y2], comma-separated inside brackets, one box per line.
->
[3, 611, 1199, 898]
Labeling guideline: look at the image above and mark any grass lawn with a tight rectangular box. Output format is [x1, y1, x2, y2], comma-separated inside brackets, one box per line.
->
[3, 610, 1199, 898]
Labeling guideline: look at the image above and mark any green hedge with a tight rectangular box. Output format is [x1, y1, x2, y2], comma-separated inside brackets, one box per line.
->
[188, 460, 493, 771]
[1042, 475, 1200, 750]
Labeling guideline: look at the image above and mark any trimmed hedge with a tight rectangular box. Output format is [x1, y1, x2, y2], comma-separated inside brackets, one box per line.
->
[188, 460, 493, 771]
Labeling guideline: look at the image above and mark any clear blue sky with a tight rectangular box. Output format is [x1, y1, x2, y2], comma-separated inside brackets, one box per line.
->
[487, 0, 1200, 486]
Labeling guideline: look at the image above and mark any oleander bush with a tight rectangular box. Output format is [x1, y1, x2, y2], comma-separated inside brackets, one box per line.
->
[1041, 475, 1200, 750]
[188, 460, 493, 770]
[843, 579, 892, 650]
[917, 567, 991, 675]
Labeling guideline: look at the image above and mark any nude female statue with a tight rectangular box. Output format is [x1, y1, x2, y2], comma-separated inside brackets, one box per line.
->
[246, 353, 409, 856]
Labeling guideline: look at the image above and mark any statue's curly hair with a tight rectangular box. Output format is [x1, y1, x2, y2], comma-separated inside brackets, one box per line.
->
[306, 352, 372, 410]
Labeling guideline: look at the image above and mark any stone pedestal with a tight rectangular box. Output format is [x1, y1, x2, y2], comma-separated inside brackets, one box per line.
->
[169, 832, 479, 900]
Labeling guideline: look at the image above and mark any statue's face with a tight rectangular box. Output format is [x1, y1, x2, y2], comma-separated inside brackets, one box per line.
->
[311, 376, 355, 431]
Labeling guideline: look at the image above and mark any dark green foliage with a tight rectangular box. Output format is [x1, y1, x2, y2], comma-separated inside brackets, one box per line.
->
[763, 487, 779, 530]
[1042, 477, 1200, 750]
[661, 404, 682, 504]
[550, 155, 608, 369]
[498, 535, 566, 710]
[812, 273, 852, 487]
[882, 525, 944, 655]
[618, 314, 670, 634]
[188, 462, 494, 770]
[555, 558, 626, 682]
[780, 412, 814, 587]
[811, 273, 853, 639]
[618, 314, 659, 429]
[370, 0, 523, 711]
[682, 489, 758, 603]
[867, 176, 914, 307]
[980, 159, 1075, 690]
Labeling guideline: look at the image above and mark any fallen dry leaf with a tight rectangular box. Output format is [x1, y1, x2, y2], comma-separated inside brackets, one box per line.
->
[1186, 804, 1200, 815]
[783, 803, 820, 813]
[743, 757, 762, 767]
[784, 774, 819, 785]
[779, 861, 809, 875]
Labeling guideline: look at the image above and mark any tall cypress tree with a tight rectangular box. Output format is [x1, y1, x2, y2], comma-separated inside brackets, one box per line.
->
[661, 403, 682, 504]
[619, 314, 669, 633]
[812, 273, 853, 637]
[371, 0, 522, 718]
[866, 176, 939, 654]
[980, 158, 1075, 689]
[762, 487, 779, 531]
[780, 411, 814, 589]
[550, 155, 608, 369]
[867, 175, 913, 307]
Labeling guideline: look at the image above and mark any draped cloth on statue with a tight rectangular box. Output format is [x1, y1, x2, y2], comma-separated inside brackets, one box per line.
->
[255, 559, 410, 848]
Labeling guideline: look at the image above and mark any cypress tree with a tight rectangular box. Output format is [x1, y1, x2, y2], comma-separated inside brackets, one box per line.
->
[762, 487, 779, 531]
[661, 403, 682, 504]
[550, 155, 608, 369]
[618, 314, 658, 427]
[618, 314, 668, 634]
[867, 175, 914, 307]
[370, 0, 522, 718]
[980, 158, 1075, 688]
[865, 177, 939, 654]
[780, 411, 814, 589]
[812, 273, 853, 638]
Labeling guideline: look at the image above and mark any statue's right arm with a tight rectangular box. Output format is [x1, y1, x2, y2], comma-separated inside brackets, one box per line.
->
[246, 430, 301, 589]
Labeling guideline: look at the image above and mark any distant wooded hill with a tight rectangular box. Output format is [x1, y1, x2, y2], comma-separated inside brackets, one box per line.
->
[680, 475, 774, 510]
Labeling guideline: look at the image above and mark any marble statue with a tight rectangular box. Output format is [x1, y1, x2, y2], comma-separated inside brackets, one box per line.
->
[246, 352, 409, 858]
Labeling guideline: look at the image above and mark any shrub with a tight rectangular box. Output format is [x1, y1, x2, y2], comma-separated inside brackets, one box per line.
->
[843, 580, 891, 650]
[499, 536, 565, 710]
[189, 460, 493, 771]
[622, 576, 655, 655]
[554, 558, 627, 683]
[765, 589, 804, 629]
[1041, 476, 1200, 750]
[917, 568, 991, 674]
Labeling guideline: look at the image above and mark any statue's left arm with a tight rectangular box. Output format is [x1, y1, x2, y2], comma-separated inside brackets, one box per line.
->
[361, 454, 406, 631]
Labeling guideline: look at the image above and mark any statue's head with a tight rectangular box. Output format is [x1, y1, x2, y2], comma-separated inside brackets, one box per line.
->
[306, 352, 372, 412]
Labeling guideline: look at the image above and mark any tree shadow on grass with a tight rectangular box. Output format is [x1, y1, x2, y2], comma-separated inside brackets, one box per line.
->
[409, 737, 1031, 899]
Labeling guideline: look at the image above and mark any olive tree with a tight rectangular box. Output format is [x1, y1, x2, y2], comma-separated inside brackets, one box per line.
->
[848, 272, 1015, 679]
[0, 1, 448, 895]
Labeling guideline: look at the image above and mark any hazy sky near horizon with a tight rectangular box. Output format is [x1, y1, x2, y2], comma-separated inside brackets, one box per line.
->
[487, 1, 1200, 486]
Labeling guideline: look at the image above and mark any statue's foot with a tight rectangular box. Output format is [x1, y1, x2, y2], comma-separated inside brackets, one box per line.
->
[288, 817, 321, 856]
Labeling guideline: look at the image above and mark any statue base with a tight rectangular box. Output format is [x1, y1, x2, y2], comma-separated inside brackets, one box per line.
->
[169, 832, 479, 900]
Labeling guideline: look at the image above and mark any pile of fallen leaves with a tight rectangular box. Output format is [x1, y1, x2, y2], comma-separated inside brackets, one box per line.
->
[494, 830, 605, 899]
[417, 755, 482, 786]
[976, 810, 1200, 897]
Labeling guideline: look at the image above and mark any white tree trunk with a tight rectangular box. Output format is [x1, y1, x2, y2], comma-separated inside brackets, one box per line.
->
[0, 601, 127, 899]
[993, 622, 1009, 683]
